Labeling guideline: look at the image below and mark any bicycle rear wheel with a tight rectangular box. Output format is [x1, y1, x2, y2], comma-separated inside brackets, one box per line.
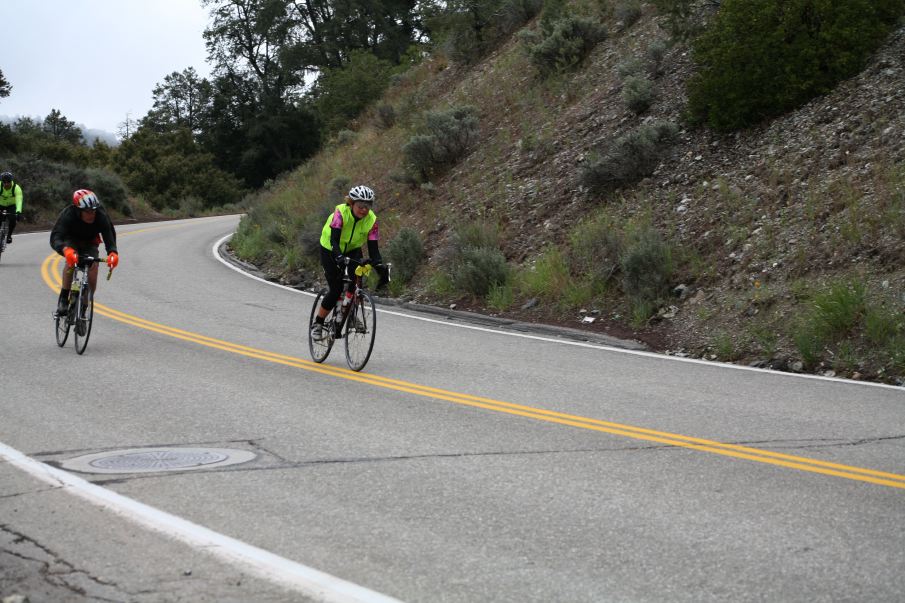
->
[308, 289, 335, 363]
[55, 296, 71, 347]
[344, 290, 376, 371]
[73, 288, 94, 355]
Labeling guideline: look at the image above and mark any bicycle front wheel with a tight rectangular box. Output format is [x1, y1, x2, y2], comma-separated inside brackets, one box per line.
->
[344, 290, 376, 371]
[73, 288, 94, 355]
[308, 289, 334, 363]
[0, 220, 7, 261]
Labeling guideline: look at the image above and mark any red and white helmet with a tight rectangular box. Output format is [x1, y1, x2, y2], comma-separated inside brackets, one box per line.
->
[72, 189, 100, 210]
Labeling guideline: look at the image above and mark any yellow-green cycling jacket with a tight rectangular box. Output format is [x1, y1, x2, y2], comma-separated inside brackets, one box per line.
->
[319, 203, 378, 254]
[0, 182, 23, 212]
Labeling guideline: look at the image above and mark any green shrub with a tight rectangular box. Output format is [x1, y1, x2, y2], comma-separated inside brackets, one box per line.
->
[296, 201, 335, 256]
[791, 280, 869, 367]
[524, 16, 607, 76]
[438, 223, 510, 298]
[581, 120, 678, 193]
[622, 75, 656, 114]
[687, 0, 905, 131]
[376, 104, 396, 129]
[83, 167, 131, 216]
[336, 130, 357, 145]
[386, 227, 424, 283]
[403, 106, 479, 181]
[568, 212, 625, 284]
[865, 305, 904, 345]
[810, 280, 867, 340]
[449, 246, 510, 298]
[520, 246, 571, 299]
[615, 0, 643, 29]
[646, 38, 668, 76]
[620, 226, 674, 304]
[487, 283, 515, 310]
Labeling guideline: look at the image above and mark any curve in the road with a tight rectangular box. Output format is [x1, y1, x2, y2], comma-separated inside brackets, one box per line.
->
[39, 249, 905, 492]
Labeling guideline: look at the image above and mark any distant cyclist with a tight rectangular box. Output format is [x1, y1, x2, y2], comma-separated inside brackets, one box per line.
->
[0, 171, 23, 244]
[310, 185, 386, 340]
[50, 189, 119, 316]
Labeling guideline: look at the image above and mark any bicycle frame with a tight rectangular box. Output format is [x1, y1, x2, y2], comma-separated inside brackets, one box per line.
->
[334, 262, 371, 333]
[56, 256, 111, 354]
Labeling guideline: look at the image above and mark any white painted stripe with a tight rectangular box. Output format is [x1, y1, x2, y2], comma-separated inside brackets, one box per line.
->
[0, 440, 402, 603]
[212, 232, 905, 392]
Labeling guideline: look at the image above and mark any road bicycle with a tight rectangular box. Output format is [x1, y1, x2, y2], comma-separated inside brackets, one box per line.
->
[54, 256, 112, 355]
[308, 258, 390, 371]
[0, 208, 10, 262]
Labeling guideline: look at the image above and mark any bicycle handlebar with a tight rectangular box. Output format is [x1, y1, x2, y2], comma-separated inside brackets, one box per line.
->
[71, 255, 115, 280]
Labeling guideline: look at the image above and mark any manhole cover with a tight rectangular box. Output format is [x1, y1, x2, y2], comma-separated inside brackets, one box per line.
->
[61, 447, 256, 474]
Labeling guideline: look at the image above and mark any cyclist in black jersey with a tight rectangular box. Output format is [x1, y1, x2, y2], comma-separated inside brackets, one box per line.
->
[50, 189, 119, 316]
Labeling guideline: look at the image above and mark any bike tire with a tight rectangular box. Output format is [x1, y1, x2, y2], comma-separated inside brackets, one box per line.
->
[344, 290, 376, 372]
[55, 297, 71, 347]
[308, 289, 335, 363]
[0, 220, 7, 261]
[73, 288, 94, 355]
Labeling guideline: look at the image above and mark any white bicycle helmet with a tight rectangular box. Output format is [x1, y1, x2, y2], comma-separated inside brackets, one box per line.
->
[348, 185, 375, 205]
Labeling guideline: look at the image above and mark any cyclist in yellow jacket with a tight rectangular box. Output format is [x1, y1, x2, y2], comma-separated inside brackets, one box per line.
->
[310, 185, 384, 340]
[0, 171, 23, 244]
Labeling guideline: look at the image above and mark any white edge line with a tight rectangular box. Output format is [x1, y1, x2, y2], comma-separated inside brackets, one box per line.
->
[0, 441, 402, 603]
[213, 232, 905, 393]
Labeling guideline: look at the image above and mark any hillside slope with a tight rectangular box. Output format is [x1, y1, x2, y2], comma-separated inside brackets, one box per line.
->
[235, 7, 905, 385]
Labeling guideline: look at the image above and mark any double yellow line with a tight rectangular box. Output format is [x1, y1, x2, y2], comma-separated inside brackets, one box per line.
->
[40, 250, 905, 491]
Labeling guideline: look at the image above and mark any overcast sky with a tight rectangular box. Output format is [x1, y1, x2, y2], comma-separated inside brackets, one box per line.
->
[2, 0, 211, 135]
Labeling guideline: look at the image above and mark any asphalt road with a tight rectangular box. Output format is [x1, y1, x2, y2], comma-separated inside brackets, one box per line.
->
[2, 216, 904, 602]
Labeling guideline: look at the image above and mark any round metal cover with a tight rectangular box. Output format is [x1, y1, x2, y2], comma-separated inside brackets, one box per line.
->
[61, 447, 256, 474]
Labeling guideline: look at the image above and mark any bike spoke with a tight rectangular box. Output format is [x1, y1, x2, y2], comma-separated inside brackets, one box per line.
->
[308, 290, 335, 363]
[344, 291, 376, 371]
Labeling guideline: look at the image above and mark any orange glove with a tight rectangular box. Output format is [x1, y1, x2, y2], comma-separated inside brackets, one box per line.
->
[63, 247, 78, 268]
[107, 252, 119, 269]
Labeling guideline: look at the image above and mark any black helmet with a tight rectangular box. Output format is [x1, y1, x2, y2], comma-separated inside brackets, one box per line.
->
[0, 172, 12, 183]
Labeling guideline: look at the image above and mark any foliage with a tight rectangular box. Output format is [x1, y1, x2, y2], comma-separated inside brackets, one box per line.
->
[650, 0, 713, 43]
[620, 226, 674, 306]
[438, 223, 510, 298]
[403, 105, 479, 181]
[0, 156, 131, 218]
[376, 103, 397, 129]
[313, 50, 396, 134]
[43, 109, 82, 144]
[522, 16, 607, 76]
[614, 0, 643, 29]
[581, 120, 678, 193]
[385, 227, 424, 283]
[449, 246, 511, 298]
[237, 105, 322, 186]
[115, 127, 246, 210]
[687, 0, 905, 131]
[142, 67, 212, 136]
[520, 246, 571, 300]
[0, 68, 10, 99]
[622, 75, 655, 114]
[426, 0, 543, 65]
[568, 212, 625, 285]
